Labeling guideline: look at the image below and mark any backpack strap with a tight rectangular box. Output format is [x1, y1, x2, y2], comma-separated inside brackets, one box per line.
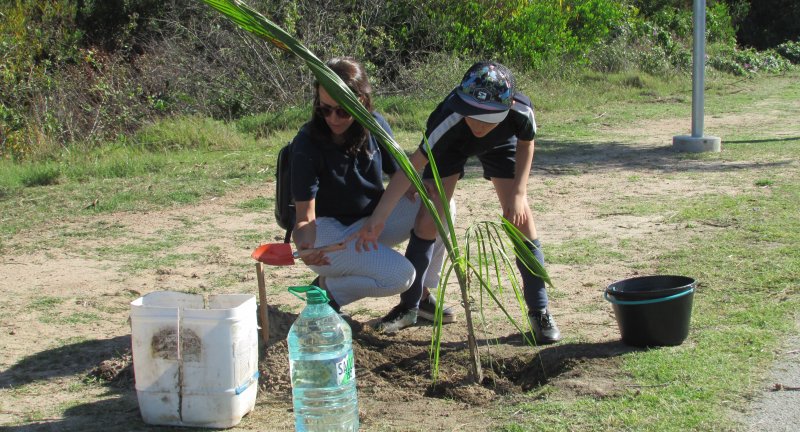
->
[275, 141, 295, 243]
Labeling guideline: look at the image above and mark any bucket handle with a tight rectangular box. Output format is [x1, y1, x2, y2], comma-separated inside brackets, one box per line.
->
[604, 288, 694, 306]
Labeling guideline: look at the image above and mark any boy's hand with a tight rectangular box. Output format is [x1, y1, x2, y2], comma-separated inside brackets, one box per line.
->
[504, 194, 529, 227]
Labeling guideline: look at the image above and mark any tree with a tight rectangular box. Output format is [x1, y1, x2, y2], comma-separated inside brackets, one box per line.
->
[736, 0, 800, 49]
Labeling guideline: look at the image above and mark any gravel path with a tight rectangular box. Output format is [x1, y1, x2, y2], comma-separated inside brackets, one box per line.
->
[745, 318, 800, 432]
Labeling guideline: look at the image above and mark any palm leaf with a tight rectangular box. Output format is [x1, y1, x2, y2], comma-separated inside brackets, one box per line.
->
[500, 218, 553, 287]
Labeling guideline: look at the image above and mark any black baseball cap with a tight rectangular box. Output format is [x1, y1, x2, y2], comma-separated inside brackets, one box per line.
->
[445, 61, 515, 123]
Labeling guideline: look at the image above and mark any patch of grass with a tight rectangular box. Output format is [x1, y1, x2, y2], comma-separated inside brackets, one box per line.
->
[20, 163, 63, 187]
[208, 272, 242, 289]
[54, 335, 90, 347]
[59, 220, 127, 240]
[66, 381, 87, 393]
[236, 229, 267, 244]
[390, 129, 424, 153]
[238, 196, 271, 211]
[173, 215, 203, 229]
[0, 120, 290, 247]
[22, 410, 47, 423]
[94, 227, 201, 274]
[28, 296, 64, 311]
[236, 104, 310, 138]
[534, 71, 688, 138]
[597, 197, 674, 218]
[122, 252, 200, 273]
[376, 96, 438, 131]
[549, 236, 625, 265]
[41, 311, 102, 325]
[132, 115, 250, 152]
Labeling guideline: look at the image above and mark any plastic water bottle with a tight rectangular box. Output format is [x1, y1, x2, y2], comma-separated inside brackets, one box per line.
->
[287, 285, 358, 431]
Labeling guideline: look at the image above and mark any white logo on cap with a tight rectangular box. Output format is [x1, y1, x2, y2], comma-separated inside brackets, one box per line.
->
[476, 90, 488, 101]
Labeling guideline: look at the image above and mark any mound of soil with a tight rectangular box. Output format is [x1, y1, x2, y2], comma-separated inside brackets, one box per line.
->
[88, 350, 134, 388]
[257, 305, 634, 405]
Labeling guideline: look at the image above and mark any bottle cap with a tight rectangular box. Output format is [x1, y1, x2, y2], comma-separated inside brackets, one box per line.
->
[288, 285, 329, 304]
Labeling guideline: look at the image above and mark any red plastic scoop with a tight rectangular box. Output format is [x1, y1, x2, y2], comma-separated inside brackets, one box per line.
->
[251, 241, 347, 266]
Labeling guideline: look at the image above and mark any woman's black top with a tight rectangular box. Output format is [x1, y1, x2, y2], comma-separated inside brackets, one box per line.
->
[290, 112, 399, 226]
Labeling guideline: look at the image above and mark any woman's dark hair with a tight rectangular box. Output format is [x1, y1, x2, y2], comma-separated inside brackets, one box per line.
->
[310, 57, 373, 155]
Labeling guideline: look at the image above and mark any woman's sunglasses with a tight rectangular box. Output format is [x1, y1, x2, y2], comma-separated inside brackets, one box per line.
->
[316, 104, 352, 119]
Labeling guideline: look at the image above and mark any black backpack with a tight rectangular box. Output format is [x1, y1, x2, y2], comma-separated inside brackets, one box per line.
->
[274, 142, 295, 243]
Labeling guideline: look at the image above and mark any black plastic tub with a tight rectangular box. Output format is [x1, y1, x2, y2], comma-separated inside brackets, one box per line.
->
[604, 283, 695, 347]
[605, 275, 696, 300]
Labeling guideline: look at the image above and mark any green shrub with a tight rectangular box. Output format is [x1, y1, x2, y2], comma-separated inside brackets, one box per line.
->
[591, 2, 738, 75]
[709, 46, 793, 75]
[706, 2, 737, 45]
[432, 0, 627, 70]
[737, 0, 800, 49]
[776, 40, 800, 64]
[0, 1, 83, 159]
[591, 17, 691, 75]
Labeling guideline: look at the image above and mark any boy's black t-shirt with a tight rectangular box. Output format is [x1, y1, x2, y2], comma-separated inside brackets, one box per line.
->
[419, 89, 537, 159]
[290, 112, 399, 226]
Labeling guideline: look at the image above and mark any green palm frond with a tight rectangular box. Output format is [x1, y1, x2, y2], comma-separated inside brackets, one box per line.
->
[501, 218, 553, 287]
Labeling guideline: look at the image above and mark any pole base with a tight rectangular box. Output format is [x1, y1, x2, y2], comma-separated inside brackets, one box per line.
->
[672, 135, 721, 153]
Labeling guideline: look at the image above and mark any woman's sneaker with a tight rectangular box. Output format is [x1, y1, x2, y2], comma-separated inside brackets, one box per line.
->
[375, 304, 418, 334]
[417, 294, 456, 323]
[528, 308, 561, 344]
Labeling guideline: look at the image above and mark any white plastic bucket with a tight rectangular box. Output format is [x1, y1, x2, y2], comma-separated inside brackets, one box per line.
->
[130, 291, 259, 428]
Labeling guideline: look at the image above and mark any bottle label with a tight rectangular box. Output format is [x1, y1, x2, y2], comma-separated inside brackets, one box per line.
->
[290, 350, 356, 388]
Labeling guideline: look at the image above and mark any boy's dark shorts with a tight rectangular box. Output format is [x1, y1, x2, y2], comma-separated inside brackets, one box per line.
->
[423, 141, 517, 181]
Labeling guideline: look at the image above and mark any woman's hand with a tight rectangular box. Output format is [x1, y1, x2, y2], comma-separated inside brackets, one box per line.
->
[296, 240, 331, 266]
[353, 216, 385, 252]
[293, 199, 330, 265]
[352, 148, 427, 252]
[403, 184, 418, 202]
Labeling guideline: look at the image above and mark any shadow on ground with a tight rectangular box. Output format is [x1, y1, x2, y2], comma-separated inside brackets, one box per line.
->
[460, 138, 794, 179]
[0, 335, 156, 431]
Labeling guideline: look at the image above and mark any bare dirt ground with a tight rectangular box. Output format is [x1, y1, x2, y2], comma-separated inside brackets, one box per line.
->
[1, 91, 798, 431]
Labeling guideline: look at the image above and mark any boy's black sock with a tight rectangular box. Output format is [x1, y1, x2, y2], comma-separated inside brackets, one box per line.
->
[400, 229, 435, 309]
[515, 238, 549, 311]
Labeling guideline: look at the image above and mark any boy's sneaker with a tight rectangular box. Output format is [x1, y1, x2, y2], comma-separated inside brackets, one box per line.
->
[375, 304, 418, 334]
[417, 294, 456, 323]
[528, 308, 561, 344]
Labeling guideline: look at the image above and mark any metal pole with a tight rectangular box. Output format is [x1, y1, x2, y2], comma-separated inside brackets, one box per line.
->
[673, 0, 721, 152]
[691, 0, 706, 138]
